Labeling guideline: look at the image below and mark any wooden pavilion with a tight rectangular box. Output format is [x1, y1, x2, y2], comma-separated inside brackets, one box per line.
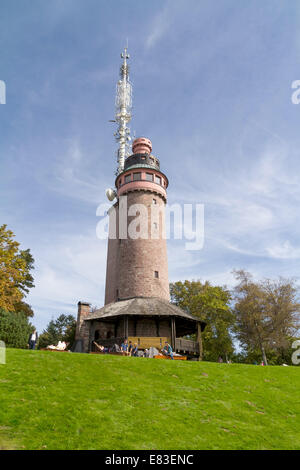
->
[77, 297, 206, 359]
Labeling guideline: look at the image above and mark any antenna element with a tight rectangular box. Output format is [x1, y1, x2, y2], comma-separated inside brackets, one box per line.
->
[114, 47, 132, 174]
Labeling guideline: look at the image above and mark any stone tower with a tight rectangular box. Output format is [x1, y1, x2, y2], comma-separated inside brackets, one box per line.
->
[105, 137, 170, 304]
[74, 48, 206, 356]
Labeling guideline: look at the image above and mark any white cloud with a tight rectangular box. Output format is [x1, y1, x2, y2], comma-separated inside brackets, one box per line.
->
[266, 240, 300, 260]
[165, 122, 300, 265]
[145, 0, 183, 49]
[27, 231, 107, 330]
[145, 4, 171, 49]
[41, 138, 107, 204]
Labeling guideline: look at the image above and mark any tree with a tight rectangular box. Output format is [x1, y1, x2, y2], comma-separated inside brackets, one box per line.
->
[170, 280, 235, 362]
[0, 308, 33, 349]
[13, 301, 34, 318]
[38, 314, 76, 349]
[232, 270, 300, 365]
[0, 225, 35, 313]
[17, 249, 35, 295]
[262, 277, 300, 352]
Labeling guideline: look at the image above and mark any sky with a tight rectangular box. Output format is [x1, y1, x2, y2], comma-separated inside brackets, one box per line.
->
[1, 0, 300, 332]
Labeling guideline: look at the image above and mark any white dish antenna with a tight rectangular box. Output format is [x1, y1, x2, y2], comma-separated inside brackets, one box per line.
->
[105, 188, 117, 201]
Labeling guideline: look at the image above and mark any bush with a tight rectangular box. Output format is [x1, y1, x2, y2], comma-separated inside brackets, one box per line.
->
[0, 308, 33, 349]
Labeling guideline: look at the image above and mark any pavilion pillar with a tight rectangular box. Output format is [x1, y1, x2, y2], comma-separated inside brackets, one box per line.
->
[197, 322, 203, 361]
[124, 315, 129, 340]
[171, 317, 176, 350]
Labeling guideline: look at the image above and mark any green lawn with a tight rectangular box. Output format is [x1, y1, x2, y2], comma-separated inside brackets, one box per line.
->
[0, 348, 299, 450]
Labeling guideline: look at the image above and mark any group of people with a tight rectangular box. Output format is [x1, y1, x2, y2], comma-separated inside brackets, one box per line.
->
[120, 339, 174, 359]
[93, 339, 175, 359]
[47, 341, 68, 351]
[27, 330, 68, 351]
[120, 340, 139, 356]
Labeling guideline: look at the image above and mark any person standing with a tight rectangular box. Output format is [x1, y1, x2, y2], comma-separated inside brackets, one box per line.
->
[28, 330, 38, 350]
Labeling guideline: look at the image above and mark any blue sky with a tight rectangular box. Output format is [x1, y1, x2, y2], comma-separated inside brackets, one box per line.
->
[1, 0, 300, 332]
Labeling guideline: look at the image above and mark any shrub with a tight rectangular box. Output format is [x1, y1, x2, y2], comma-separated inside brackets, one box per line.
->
[0, 308, 33, 349]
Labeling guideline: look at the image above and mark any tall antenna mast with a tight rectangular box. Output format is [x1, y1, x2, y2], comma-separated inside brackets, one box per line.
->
[115, 46, 132, 174]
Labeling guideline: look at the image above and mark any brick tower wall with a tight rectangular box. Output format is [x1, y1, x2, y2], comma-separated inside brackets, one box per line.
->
[104, 204, 120, 304]
[104, 190, 170, 304]
[119, 191, 169, 301]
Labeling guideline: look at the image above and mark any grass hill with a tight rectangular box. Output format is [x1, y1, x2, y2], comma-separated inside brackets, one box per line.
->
[0, 348, 299, 450]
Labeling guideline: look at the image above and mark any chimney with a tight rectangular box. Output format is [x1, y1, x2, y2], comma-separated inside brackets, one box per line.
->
[75, 301, 91, 341]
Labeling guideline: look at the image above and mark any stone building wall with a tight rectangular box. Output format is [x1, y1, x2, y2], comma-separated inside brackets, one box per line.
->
[94, 321, 115, 340]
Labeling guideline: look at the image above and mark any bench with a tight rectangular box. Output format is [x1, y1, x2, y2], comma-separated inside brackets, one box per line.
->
[128, 336, 171, 350]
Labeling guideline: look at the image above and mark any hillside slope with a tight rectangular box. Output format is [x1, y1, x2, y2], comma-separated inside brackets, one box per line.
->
[0, 349, 299, 450]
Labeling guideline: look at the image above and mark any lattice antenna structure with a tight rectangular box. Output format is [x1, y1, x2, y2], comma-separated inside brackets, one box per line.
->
[114, 47, 132, 174]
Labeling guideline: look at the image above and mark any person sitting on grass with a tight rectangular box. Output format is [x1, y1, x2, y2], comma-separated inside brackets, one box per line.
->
[128, 341, 133, 356]
[93, 342, 105, 352]
[47, 341, 68, 351]
[120, 339, 129, 355]
[132, 344, 139, 357]
[162, 342, 174, 360]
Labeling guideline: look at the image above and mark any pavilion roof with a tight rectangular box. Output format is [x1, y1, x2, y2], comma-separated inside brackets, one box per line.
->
[84, 296, 205, 328]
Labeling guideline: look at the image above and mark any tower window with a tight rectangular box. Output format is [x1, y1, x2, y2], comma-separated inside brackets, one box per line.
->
[152, 198, 157, 205]
[133, 172, 141, 181]
[153, 222, 158, 229]
[154, 271, 159, 278]
[146, 173, 153, 182]
[155, 175, 161, 185]
[125, 174, 131, 183]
